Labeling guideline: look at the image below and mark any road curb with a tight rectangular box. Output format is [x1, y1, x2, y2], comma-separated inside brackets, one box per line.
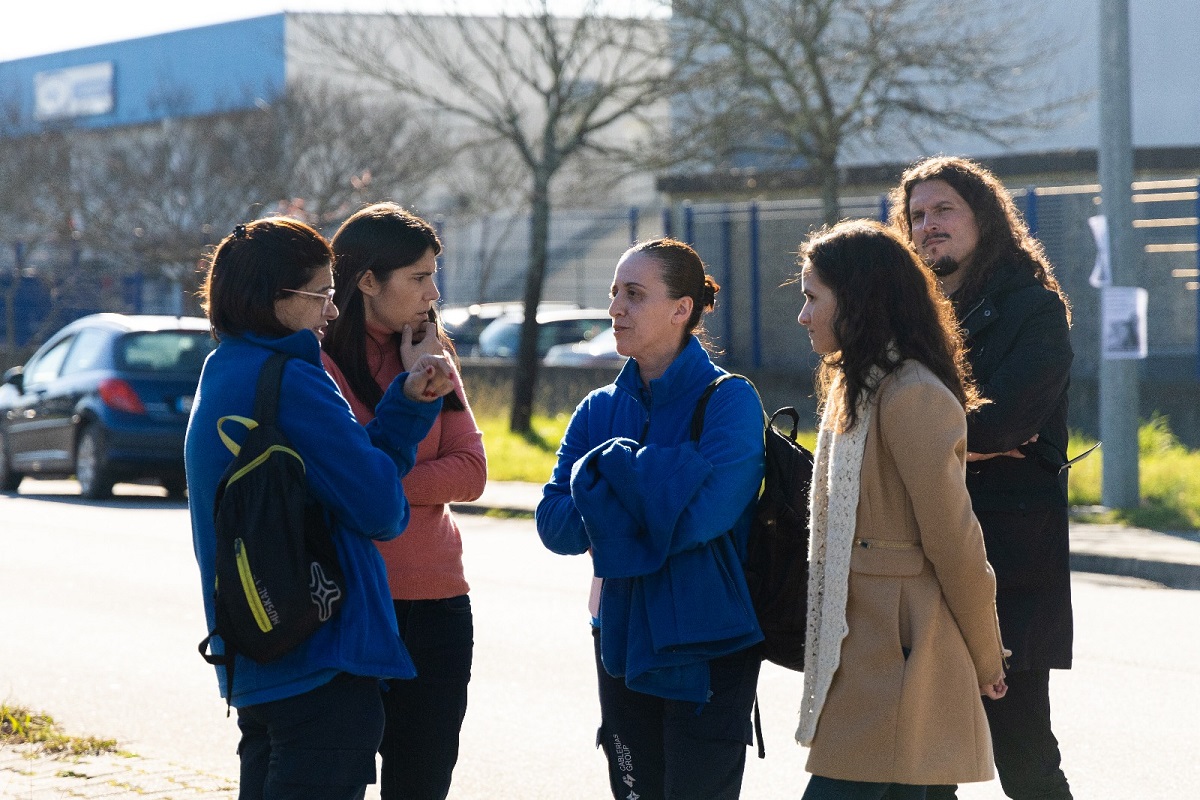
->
[450, 502, 534, 518]
[1071, 552, 1200, 590]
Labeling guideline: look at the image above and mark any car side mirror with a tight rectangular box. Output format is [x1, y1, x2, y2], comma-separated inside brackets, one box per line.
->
[3, 366, 24, 394]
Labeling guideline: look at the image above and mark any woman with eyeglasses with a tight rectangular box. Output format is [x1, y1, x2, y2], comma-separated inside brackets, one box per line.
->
[185, 216, 455, 800]
[321, 203, 486, 800]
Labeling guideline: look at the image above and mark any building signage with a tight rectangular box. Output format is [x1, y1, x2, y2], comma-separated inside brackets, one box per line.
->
[34, 62, 115, 121]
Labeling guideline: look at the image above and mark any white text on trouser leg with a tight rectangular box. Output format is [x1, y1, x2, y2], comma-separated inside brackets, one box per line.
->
[611, 734, 639, 800]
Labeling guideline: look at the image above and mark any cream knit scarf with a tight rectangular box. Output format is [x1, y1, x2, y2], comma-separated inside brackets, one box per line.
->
[796, 375, 875, 746]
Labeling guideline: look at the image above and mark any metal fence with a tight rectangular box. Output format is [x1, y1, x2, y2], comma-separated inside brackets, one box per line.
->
[437, 178, 1200, 382]
[3, 177, 1198, 436]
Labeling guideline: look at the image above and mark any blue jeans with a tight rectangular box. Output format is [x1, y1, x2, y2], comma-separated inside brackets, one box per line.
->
[593, 626, 761, 800]
[237, 672, 385, 800]
[803, 776, 927, 800]
[379, 595, 474, 800]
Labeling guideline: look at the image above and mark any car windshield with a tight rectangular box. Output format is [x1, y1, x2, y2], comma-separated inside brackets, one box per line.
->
[115, 331, 214, 374]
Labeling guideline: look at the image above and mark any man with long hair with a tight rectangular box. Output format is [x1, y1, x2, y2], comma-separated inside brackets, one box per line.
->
[890, 156, 1075, 800]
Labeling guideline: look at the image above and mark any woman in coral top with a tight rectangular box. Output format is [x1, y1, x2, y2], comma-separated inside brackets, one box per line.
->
[321, 203, 487, 800]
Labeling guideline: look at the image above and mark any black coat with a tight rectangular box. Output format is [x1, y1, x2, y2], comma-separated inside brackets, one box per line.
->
[958, 265, 1073, 671]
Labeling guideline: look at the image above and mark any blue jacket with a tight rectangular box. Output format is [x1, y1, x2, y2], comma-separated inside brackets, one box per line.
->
[185, 330, 441, 708]
[536, 336, 764, 702]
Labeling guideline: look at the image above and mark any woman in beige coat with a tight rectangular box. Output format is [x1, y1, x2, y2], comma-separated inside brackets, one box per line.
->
[795, 220, 1008, 800]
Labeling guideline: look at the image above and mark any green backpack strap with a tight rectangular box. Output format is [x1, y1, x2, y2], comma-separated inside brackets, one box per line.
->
[216, 416, 256, 457]
[214, 352, 291, 456]
[201, 351, 294, 717]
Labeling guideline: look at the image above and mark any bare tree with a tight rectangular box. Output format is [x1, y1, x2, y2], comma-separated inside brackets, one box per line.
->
[73, 112, 269, 315]
[260, 82, 453, 226]
[0, 105, 113, 354]
[440, 141, 530, 301]
[440, 133, 633, 304]
[0, 104, 52, 355]
[305, 2, 673, 432]
[670, 0, 1084, 225]
[73, 82, 450, 314]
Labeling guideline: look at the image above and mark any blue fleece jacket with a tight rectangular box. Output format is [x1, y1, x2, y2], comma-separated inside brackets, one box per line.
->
[185, 330, 441, 708]
[536, 336, 764, 702]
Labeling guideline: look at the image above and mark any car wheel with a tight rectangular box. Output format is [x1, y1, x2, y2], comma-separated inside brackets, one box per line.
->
[161, 475, 188, 499]
[76, 426, 114, 500]
[0, 429, 23, 492]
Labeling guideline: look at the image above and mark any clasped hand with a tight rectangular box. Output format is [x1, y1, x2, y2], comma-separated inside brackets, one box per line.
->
[966, 434, 1038, 463]
[981, 675, 1008, 700]
[400, 322, 455, 403]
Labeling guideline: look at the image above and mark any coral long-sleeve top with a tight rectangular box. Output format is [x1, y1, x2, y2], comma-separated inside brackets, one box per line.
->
[322, 324, 487, 600]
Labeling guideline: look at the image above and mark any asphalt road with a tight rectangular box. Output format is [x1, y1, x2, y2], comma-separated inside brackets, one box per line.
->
[1, 480, 1198, 799]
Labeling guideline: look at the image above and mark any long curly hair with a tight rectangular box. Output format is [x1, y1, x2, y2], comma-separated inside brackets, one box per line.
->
[888, 155, 1071, 324]
[801, 220, 984, 431]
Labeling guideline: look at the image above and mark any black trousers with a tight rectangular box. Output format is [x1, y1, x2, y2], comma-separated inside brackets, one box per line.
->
[927, 670, 1072, 800]
[593, 627, 761, 800]
[379, 596, 474, 800]
[237, 672, 385, 800]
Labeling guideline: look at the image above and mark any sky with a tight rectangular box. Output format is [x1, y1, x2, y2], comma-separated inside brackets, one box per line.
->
[2, 0, 658, 62]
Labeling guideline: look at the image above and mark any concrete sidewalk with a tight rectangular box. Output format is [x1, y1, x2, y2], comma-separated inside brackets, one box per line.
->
[5, 481, 1199, 798]
[0, 744, 238, 799]
[456, 481, 1200, 590]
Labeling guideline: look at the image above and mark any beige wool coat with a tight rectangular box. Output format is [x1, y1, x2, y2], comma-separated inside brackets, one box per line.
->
[803, 361, 1007, 786]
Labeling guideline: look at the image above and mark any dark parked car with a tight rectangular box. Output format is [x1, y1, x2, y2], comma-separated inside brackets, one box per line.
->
[475, 308, 612, 360]
[440, 301, 579, 355]
[0, 313, 215, 499]
[543, 326, 626, 367]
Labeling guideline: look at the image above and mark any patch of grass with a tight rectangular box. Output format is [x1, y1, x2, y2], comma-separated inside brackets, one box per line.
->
[794, 417, 1200, 532]
[476, 406, 1200, 533]
[1065, 428, 1103, 508]
[792, 428, 817, 453]
[787, 415, 1200, 532]
[477, 412, 571, 483]
[483, 507, 536, 520]
[480, 412, 819, 485]
[1067, 416, 1200, 531]
[479, 412, 816, 485]
[1, 704, 120, 757]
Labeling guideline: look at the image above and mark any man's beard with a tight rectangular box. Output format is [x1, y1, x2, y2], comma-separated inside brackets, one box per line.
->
[929, 256, 962, 277]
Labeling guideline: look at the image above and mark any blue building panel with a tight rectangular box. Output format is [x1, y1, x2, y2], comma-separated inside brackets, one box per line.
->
[0, 14, 286, 135]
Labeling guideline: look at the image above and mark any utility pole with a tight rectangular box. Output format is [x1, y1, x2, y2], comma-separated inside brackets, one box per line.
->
[1097, 0, 1140, 508]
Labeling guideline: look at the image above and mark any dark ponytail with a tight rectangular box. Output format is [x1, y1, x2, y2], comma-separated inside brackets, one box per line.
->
[626, 238, 720, 345]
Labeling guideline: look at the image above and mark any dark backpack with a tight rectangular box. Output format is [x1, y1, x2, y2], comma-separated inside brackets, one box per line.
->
[690, 374, 814, 672]
[199, 352, 346, 704]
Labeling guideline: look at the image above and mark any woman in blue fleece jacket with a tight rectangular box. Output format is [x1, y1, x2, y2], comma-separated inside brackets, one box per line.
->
[185, 217, 455, 800]
[537, 238, 765, 800]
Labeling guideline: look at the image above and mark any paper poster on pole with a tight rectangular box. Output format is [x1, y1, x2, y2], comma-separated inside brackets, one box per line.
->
[1101, 286, 1147, 360]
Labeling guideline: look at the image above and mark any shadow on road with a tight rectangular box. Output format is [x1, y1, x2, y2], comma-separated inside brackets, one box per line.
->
[3, 479, 188, 509]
